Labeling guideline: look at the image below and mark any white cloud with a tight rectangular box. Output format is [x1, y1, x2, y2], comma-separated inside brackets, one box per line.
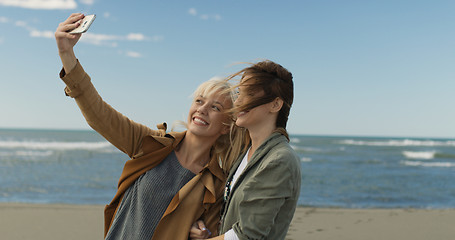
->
[7, 16, 158, 48]
[3, 14, 159, 58]
[7, 19, 54, 39]
[0, 0, 77, 10]
[30, 29, 53, 38]
[14, 20, 36, 32]
[188, 8, 197, 16]
[0, 16, 9, 23]
[79, 0, 93, 5]
[188, 8, 221, 21]
[79, 32, 119, 46]
[124, 33, 163, 42]
[15, 20, 27, 27]
[149, 35, 164, 42]
[199, 14, 221, 21]
[125, 33, 163, 42]
[125, 51, 142, 58]
[126, 33, 146, 41]
[78, 32, 160, 47]
[103, 12, 110, 18]
[3, 18, 35, 32]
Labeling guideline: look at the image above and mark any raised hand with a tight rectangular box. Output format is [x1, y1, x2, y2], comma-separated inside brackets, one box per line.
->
[55, 13, 85, 73]
[55, 13, 85, 54]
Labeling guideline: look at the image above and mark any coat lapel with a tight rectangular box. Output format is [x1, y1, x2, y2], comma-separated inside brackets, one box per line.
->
[161, 141, 225, 218]
[224, 132, 286, 207]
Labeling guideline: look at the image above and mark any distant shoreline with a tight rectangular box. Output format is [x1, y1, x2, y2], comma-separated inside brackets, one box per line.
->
[1, 127, 453, 139]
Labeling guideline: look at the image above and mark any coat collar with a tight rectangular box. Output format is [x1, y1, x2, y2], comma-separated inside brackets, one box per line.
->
[222, 130, 289, 216]
[110, 123, 226, 227]
[227, 130, 288, 184]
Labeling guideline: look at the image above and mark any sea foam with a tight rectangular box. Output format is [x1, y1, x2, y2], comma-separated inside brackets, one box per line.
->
[340, 139, 455, 147]
[0, 140, 112, 151]
[402, 160, 455, 168]
[402, 151, 436, 160]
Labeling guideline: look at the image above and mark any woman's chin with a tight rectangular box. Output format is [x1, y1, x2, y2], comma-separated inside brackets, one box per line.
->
[235, 119, 246, 128]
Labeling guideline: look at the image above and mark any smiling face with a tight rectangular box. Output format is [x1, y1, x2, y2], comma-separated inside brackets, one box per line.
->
[186, 91, 232, 140]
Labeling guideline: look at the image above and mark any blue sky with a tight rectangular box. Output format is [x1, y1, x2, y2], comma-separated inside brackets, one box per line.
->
[0, 0, 454, 138]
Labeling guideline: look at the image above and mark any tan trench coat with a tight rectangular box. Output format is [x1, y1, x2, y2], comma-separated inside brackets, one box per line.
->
[60, 61, 225, 240]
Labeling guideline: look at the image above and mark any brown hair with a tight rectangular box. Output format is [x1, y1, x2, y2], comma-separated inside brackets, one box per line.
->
[228, 60, 294, 129]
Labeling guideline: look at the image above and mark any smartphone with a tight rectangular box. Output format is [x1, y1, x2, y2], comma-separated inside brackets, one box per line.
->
[69, 14, 96, 34]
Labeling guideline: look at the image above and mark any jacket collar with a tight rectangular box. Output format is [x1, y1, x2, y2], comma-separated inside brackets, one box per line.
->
[224, 130, 289, 206]
[227, 130, 288, 183]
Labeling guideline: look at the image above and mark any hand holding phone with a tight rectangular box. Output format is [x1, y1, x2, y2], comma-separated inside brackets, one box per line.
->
[69, 14, 96, 34]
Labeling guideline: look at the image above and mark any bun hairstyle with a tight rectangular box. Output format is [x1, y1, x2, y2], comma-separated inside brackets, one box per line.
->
[229, 60, 294, 129]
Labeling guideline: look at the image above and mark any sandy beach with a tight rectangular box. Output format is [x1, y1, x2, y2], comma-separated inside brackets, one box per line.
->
[286, 207, 455, 240]
[1, 203, 454, 240]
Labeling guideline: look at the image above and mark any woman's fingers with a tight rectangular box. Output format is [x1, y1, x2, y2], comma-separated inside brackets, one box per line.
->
[55, 24, 80, 41]
[55, 13, 83, 34]
[60, 22, 79, 33]
[59, 13, 84, 32]
[197, 220, 211, 237]
[55, 14, 84, 37]
[65, 13, 84, 25]
[189, 220, 211, 239]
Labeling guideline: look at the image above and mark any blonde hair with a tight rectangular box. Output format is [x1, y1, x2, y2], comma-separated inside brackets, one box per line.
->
[174, 78, 245, 174]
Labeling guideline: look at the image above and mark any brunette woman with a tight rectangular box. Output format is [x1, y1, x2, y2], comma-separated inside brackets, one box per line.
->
[191, 60, 301, 240]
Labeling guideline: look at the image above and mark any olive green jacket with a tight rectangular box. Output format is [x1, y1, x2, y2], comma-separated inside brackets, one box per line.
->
[220, 131, 301, 240]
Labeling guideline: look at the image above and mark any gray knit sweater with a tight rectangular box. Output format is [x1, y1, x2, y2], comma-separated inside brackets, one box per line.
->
[105, 151, 195, 240]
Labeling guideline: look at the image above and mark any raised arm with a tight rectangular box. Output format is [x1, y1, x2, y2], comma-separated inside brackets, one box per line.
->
[54, 14, 157, 157]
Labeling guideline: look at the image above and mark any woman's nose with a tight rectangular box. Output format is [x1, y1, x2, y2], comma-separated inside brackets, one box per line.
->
[197, 103, 209, 114]
[234, 95, 242, 106]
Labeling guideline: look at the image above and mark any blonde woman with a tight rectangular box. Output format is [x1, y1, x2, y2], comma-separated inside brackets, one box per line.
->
[55, 13, 242, 240]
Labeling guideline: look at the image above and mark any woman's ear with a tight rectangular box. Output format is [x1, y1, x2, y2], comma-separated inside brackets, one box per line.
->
[270, 97, 284, 113]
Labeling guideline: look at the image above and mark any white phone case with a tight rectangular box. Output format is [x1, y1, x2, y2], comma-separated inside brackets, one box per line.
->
[69, 14, 96, 34]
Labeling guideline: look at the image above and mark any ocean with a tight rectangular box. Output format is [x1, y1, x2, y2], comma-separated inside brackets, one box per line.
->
[1, 128, 454, 208]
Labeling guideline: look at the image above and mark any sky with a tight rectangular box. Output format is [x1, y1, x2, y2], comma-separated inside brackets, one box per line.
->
[0, 0, 454, 138]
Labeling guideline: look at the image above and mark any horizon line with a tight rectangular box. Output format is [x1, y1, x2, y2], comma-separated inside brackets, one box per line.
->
[1, 127, 453, 140]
